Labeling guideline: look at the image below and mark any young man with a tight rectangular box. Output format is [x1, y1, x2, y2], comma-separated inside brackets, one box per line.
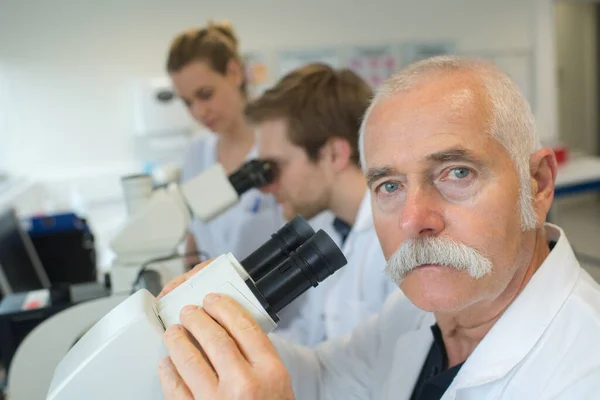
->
[245, 63, 399, 346]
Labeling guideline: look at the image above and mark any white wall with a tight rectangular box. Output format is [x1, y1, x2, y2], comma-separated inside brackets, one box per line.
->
[533, 0, 560, 146]
[0, 0, 535, 183]
[555, 1, 598, 154]
[0, 0, 552, 268]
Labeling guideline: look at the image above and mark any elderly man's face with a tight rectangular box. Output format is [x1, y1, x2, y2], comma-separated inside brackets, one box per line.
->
[364, 76, 536, 313]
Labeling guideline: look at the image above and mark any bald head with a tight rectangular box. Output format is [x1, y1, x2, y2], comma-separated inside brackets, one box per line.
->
[359, 56, 540, 230]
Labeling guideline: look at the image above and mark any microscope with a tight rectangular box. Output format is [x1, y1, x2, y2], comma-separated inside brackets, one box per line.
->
[108, 159, 276, 294]
[46, 215, 346, 399]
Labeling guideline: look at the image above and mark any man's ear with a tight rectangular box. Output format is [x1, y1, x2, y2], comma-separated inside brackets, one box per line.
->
[321, 137, 352, 172]
[529, 148, 558, 223]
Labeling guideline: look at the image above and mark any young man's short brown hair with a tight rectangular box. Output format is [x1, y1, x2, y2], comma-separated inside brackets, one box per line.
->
[245, 63, 373, 166]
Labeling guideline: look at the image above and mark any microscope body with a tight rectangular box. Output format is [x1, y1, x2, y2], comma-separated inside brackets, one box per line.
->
[46, 254, 277, 400]
[109, 160, 276, 295]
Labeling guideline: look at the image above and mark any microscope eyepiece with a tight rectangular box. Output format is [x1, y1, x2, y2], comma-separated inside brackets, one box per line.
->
[294, 228, 347, 283]
[241, 215, 315, 281]
[228, 159, 275, 196]
[253, 229, 347, 314]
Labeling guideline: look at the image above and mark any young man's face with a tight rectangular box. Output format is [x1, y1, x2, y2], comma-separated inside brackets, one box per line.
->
[256, 118, 331, 221]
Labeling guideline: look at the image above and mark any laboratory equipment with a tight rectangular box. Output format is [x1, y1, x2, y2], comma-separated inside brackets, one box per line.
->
[46, 216, 346, 400]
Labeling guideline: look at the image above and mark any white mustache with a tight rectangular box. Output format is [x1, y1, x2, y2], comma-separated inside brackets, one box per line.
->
[385, 236, 493, 282]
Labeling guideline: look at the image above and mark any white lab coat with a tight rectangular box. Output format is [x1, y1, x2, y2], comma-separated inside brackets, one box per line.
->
[181, 133, 284, 260]
[272, 224, 600, 399]
[272, 191, 399, 347]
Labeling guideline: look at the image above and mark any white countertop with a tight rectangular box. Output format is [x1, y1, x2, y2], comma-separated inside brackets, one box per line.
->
[556, 155, 600, 187]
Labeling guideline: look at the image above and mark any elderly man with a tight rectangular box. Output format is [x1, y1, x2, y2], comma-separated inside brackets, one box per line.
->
[156, 56, 600, 399]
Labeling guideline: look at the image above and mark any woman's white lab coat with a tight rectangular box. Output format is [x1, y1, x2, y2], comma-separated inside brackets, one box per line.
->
[273, 191, 399, 346]
[272, 225, 600, 399]
[181, 133, 284, 260]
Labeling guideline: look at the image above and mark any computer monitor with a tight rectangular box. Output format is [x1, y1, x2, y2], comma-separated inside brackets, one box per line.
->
[0, 208, 51, 295]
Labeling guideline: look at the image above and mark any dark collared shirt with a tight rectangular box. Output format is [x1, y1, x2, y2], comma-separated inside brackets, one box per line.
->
[332, 217, 352, 246]
[409, 324, 464, 400]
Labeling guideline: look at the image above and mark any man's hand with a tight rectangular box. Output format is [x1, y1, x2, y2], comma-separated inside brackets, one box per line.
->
[157, 274, 295, 399]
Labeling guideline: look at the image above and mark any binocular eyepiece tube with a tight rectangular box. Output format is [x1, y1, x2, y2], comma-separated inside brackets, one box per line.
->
[228, 159, 275, 196]
[240, 216, 347, 319]
[252, 229, 346, 314]
[241, 215, 315, 282]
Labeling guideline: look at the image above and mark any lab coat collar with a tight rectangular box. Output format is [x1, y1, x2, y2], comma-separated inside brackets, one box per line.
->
[386, 312, 437, 399]
[448, 224, 580, 394]
[352, 190, 373, 233]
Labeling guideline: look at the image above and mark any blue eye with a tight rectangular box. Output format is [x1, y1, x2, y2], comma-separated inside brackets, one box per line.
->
[381, 182, 399, 193]
[451, 168, 470, 179]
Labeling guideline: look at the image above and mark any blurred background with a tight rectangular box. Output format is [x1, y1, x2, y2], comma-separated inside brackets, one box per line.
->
[1, 0, 592, 265]
[0, 0, 599, 397]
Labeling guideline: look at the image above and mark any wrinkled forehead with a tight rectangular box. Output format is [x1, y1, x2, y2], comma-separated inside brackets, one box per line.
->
[362, 80, 493, 169]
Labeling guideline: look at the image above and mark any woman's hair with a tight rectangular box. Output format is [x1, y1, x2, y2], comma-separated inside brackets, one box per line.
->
[166, 21, 246, 94]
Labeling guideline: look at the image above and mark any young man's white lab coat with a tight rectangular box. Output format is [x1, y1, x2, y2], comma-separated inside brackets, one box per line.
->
[272, 225, 600, 399]
[273, 191, 399, 346]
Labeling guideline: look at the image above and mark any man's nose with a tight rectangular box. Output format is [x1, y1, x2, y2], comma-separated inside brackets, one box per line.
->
[399, 186, 445, 238]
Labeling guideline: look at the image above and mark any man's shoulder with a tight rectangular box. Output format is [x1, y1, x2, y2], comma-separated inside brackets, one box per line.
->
[529, 266, 600, 357]
[551, 267, 600, 339]
[562, 267, 600, 327]
[516, 268, 600, 397]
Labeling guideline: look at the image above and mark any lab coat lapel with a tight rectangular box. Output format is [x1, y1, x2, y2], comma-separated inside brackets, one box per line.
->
[336, 191, 370, 266]
[446, 225, 580, 395]
[382, 314, 435, 400]
[352, 191, 374, 234]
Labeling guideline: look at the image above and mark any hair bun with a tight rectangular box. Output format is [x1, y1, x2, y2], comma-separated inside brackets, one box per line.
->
[207, 20, 239, 50]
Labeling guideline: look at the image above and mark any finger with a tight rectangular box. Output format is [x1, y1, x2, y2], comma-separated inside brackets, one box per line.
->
[179, 304, 252, 379]
[201, 293, 279, 366]
[183, 258, 215, 281]
[163, 324, 218, 397]
[157, 275, 187, 299]
[157, 259, 215, 299]
[158, 357, 194, 400]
